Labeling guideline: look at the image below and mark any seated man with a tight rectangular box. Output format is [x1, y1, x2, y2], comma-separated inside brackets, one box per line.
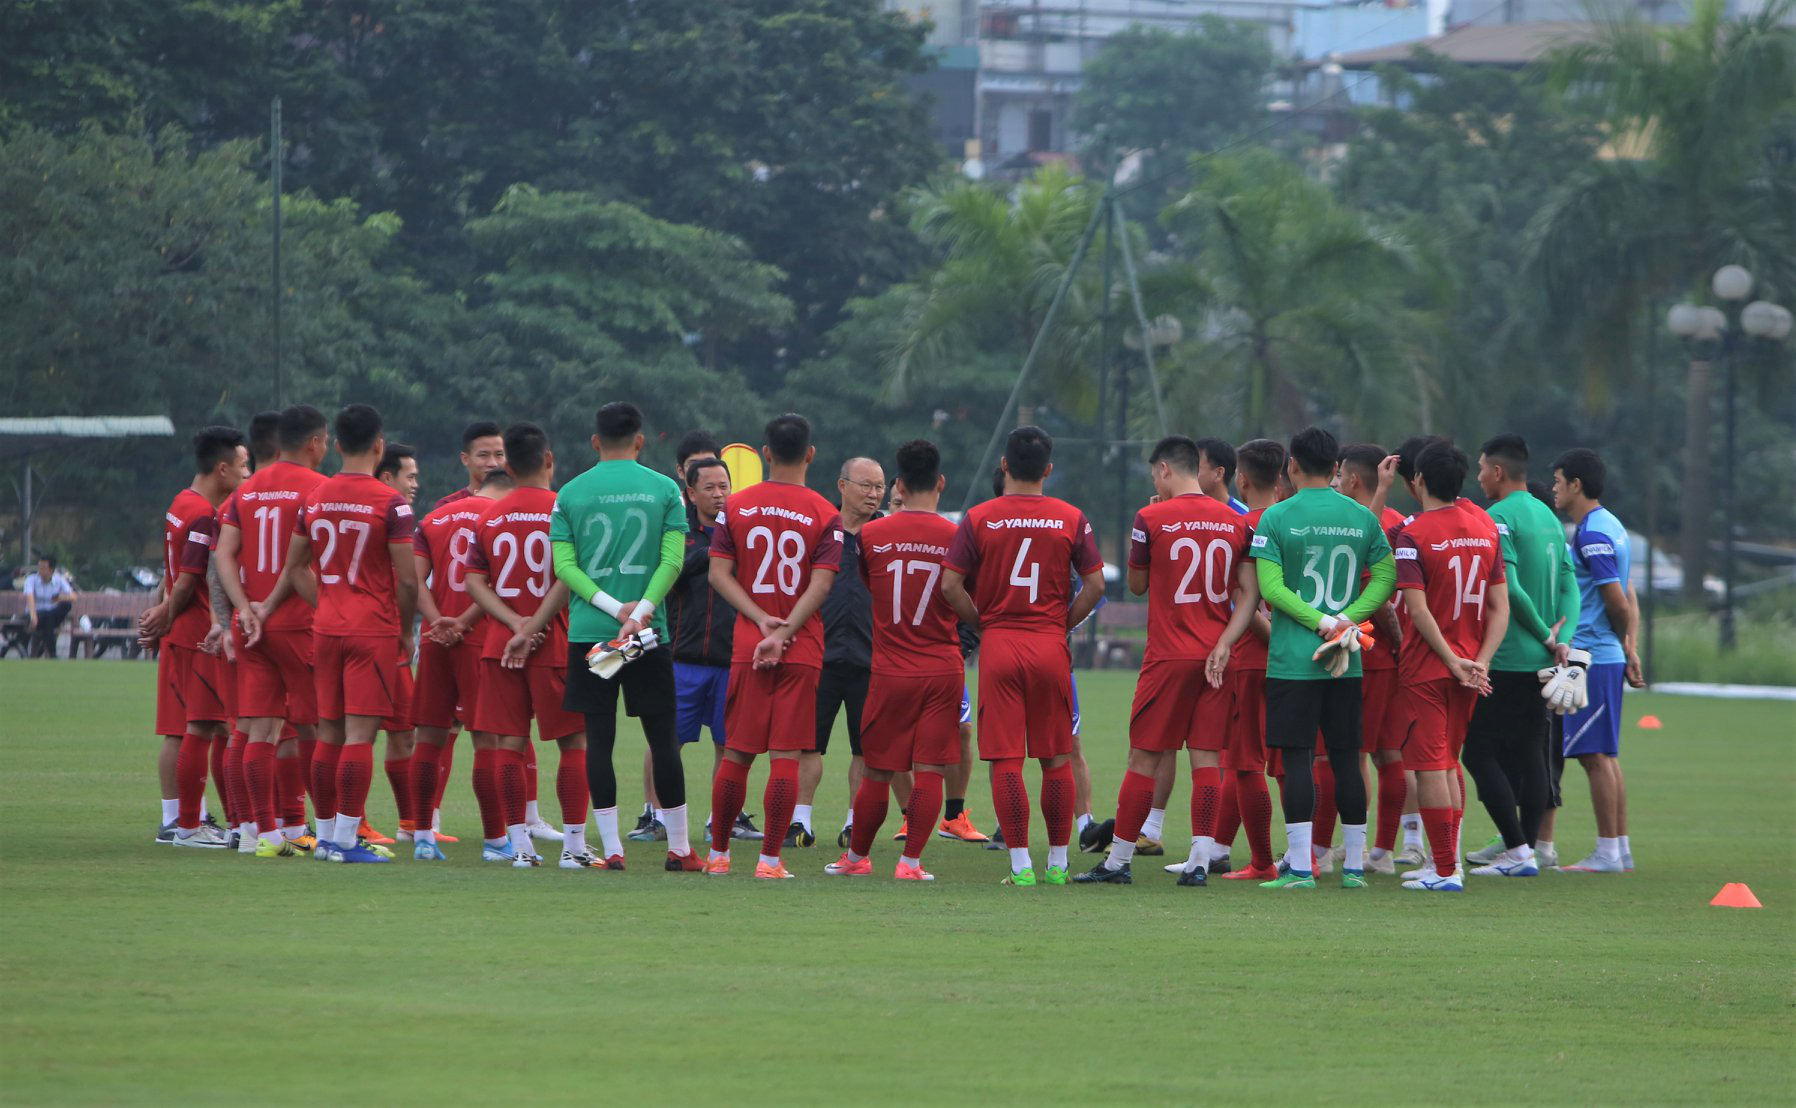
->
[25, 556, 77, 658]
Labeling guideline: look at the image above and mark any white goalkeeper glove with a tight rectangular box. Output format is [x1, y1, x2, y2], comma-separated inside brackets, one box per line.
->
[586, 628, 661, 679]
[1537, 647, 1591, 715]
[1312, 619, 1375, 679]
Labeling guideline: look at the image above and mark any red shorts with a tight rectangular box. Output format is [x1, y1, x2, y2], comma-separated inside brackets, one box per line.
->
[725, 663, 819, 755]
[383, 663, 415, 732]
[161, 644, 229, 728]
[413, 638, 481, 730]
[235, 625, 318, 725]
[1221, 666, 1268, 772]
[1130, 658, 1232, 753]
[1360, 666, 1401, 754]
[975, 631, 1073, 762]
[861, 671, 963, 772]
[314, 634, 401, 720]
[216, 652, 239, 723]
[1398, 678, 1478, 772]
[472, 659, 583, 741]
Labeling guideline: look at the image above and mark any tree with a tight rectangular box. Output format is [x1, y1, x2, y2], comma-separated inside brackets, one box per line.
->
[1157, 150, 1437, 440]
[1524, 0, 1796, 596]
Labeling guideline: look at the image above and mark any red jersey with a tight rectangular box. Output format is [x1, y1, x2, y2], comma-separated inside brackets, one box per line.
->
[858, 511, 961, 678]
[1228, 507, 1271, 671]
[463, 487, 567, 667]
[220, 460, 326, 632]
[162, 487, 217, 647]
[1361, 506, 1409, 672]
[413, 496, 490, 621]
[1129, 494, 1251, 661]
[429, 486, 477, 512]
[1395, 502, 1506, 685]
[709, 480, 844, 668]
[297, 472, 415, 637]
[944, 494, 1102, 636]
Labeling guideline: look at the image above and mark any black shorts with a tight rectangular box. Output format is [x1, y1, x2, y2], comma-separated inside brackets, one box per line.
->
[814, 661, 870, 756]
[564, 643, 676, 719]
[1265, 677, 1361, 755]
[1465, 669, 1549, 759]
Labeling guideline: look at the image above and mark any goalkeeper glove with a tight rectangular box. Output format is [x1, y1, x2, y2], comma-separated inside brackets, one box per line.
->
[1537, 647, 1591, 715]
[1312, 619, 1376, 678]
[586, 629, 661, 680]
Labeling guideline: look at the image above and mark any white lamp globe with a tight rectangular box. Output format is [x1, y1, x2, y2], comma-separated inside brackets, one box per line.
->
[1667, 302, 1703, 336]
[1712, 264, 1753, 301]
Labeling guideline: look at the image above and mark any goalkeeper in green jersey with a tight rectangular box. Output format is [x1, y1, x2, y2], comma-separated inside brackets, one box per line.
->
[550, 402, 700, 870]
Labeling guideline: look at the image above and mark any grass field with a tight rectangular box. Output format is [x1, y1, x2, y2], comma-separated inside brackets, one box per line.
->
[1, 662, 1791, 1105]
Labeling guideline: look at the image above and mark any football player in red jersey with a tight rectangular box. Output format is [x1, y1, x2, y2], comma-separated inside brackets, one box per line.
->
[362, 442, 423, 849]
[408, 470, 510, 858]
[1394, 441, 1509, 891]
[274, 404, 419, 863]
[1076, 436, 1256, 887]
[464, 422, 590, 869]
[824, 439, 961, 880]
[141, 426, 247, 847]
[703, 414, 843, 879]
[941, 426, 1105, 887]
[429, 420, 505, 511]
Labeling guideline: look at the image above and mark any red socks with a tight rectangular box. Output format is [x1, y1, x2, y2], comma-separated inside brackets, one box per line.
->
[1422, 806, 1457, 877]
[223, 732, 248, 827]
[243, 742, 277, 834]
[433, 734, 456, 815]
[1313, 756, 1337, 849]
[1375, 760, 1407, 852]
[761, 758, 799, 860]
[278, 754, 307, 827]
[710, 758, 750, 854]
[209, 735, 230, 824]
[903, 771, 944, 861]
[1213, 772, 1241, 847]
[471, 748, 503, 839]
[497, 748, 527, 829]
[848, 778, 889, 858]
[334, 744, 374, 821]
[410, 743, 443, 834]
[1113, 769, 1156, 844]
[1041, 761, 1074, 848]
[1234, 770, 1274, 868]
[1190, 765, 1221, 839]
[990, 759, 1031, 849]
[383, 756, 412, 827]
[175, 734, 211, 829]
[556, 749, 589, 827]
[524, 749, 538, 805]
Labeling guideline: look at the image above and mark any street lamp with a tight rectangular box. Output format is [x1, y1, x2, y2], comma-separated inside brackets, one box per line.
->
[1667, 267, 1790, 651]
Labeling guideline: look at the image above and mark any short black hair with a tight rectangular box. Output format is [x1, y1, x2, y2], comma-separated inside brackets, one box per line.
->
[1004, 425, 1053, 483]
[248, 411, 282, 464]
[685, 456, 728, 488]
[193, 426, 245, 474]
[1288, 426, 1339, 478]
[1527, 478, 1555, 509]
[765, 413, 812, 465]
[277, 404, 328, 453]
[1416, 439, 1469, 503]
[676, 430, 720, 468]
[504, 421, 550, 477]
[479, 469, 515, 492]
[37, 554, 52, 566]
[462, 420, 502, 448]
[1193, 437, 1237, 483]
[894, 439, 941, 495]
[1338, 443, 1386, 488]
[992, 466, 1007, 499]
[1395, 435, 1444, 483]
[1236, 438, 1285, 490]
[1480, 432, 1529, 480]
[1554, 447, 1606, 500]
[334, 404, 383, 456]
[596, 402, 643, 445]
[1149, 435, 1202, 475]
[376, 443, 416, 479]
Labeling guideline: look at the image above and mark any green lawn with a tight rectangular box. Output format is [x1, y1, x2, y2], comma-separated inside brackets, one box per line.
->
[1, 661, 1790, 1105]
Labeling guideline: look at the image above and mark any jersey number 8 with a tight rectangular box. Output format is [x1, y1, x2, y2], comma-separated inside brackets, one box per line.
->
[747, 526, 807, 595]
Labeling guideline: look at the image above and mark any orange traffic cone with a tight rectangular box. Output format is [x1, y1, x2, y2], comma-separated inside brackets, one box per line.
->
[1710, 883, 1762, 908]
[1638, 715, 1663, 730]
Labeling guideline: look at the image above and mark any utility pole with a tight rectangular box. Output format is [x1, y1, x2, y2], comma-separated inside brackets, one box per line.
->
[271, 96, 284, 406]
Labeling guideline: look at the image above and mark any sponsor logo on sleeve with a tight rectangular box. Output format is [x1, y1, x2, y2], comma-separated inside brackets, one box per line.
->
[1250, 535, 1268, 549]
[1395, 547, 1419, 561]
[1131, 528, 1147, 543]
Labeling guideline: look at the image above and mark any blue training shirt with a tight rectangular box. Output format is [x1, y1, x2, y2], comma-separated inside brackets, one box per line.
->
[1571, 506, 1629, 665]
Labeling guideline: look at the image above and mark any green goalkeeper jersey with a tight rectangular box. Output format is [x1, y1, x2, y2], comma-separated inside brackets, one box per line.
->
[1488, 489, 1580, 673]
[1249, 486, 1395, 681]
[549, 459, 688, 643]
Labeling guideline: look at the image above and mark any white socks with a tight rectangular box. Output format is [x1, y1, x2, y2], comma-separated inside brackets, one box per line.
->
[594, 807, 623, 858]
[1008, 847, 1033, 873]
[332, 814, 359, 849]
[1109, 837, 1138, 868]
[1343, 824, 1367, 873]
[525, 799, 542, 827]
[1140, 808, 1165, 840]
[507, 821, 531, 857]
[1185, 835, 1214, 873]
[664, 804, 690, 855]
[793, 804, 814, 833]
[161, 798, 179, 824]
[1618, 834, 1631, 856]
[1596, 836, 1621, 861]
[1047, 844, 1068, 869]
[564, 825, 586, 856]
[1076, 812, 1094, 832]
[1285, 821, 1313, 875]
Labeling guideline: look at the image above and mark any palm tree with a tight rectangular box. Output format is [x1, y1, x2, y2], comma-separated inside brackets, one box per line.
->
[1157, 150, 1438, 439]
[1524, 0, 1796, 597]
